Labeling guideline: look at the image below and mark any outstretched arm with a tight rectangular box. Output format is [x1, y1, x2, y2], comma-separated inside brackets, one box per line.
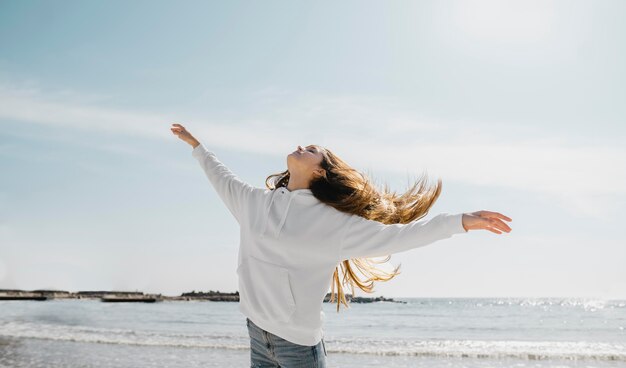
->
[171, 123, 258, 223]
[338, 211, 512, 261]
[338, 213, 467, 261]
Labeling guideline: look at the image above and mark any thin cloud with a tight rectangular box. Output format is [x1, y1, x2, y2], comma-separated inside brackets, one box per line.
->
[1, 83, 624, 218]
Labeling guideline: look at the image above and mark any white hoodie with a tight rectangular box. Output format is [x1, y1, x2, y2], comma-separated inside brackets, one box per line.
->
[192, 143, 468, 346]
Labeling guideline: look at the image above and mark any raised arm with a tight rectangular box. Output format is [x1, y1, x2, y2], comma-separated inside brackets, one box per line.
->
[338, 212, 467, 261]
[171, 123, 258, 223]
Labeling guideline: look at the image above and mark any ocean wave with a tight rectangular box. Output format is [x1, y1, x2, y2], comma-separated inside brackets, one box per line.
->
[1, 321, 624, 362]
[325, 337, 626, 361]
[0, 321, 249, 351]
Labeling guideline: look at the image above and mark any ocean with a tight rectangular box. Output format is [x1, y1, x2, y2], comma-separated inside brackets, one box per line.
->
[1, 298, 624, 367]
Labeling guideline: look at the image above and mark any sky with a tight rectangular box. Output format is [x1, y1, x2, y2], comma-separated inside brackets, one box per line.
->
[0, 0, 624, 299]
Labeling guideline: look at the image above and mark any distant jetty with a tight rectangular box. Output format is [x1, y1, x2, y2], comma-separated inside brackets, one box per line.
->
[323, 293, 406, 304]
[0, 289, 161, 302]
[0, 289, 404, 304]
[0, 289, 240, 303]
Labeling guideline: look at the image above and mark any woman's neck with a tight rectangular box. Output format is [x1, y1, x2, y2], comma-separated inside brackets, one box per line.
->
[286, 177, 310, 192]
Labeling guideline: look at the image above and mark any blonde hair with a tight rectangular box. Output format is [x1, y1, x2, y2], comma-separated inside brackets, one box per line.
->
[265, 145, 442, 311]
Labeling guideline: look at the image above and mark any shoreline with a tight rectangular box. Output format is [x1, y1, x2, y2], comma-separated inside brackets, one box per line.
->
[0, 288, 403, 303]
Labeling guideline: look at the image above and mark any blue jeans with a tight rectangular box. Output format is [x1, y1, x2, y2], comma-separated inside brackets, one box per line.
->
[247, 317, 327, 367]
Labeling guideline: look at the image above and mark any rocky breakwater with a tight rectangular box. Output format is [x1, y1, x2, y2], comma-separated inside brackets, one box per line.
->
[323, 293, 406, 304]
[0, 289, 50, 301]
[0, 289, 240, 302]
[178, 290, 240, 301]
[99, 292, 162, 303]
[0, 289, 162, 302]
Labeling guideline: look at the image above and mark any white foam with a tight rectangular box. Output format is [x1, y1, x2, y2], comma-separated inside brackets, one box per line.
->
[1, 321, 624, 361]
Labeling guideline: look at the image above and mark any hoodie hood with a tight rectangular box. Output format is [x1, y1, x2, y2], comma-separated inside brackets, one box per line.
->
[261, 187, 318, 239]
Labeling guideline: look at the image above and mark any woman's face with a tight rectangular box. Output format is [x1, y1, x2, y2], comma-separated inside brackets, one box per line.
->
[287, 145, 325, 180]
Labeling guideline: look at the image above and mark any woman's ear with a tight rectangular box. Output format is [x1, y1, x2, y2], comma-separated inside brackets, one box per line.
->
[314, 168, 327, 179]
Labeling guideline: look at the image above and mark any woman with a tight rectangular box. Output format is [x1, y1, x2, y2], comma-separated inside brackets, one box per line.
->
[170, 123, 512, 367]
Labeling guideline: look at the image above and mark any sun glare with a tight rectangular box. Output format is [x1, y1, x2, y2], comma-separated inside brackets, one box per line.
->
[451, 0, 557, 42]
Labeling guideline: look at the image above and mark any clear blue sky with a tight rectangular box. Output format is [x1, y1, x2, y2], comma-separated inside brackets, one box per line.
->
[1, 0, 624, 298]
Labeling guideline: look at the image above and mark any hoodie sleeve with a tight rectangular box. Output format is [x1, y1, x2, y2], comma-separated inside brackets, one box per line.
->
[192, 143, 259, 223]
[338, 212, 467, 261]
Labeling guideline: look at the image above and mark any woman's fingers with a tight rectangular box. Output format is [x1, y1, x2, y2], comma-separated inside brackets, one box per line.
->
[485, 211, 511, 222]
[170, 126, 187, 136]
[170, 123, 191, 139]
[490, 223, 506, 234]
[495, 213, 512, 222]
[488, 218, 511, 233]
[478, 211, 512, 232]
[481, 211, 512, 222]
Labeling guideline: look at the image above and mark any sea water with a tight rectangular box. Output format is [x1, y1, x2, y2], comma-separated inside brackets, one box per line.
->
[1, 298, 624, 367]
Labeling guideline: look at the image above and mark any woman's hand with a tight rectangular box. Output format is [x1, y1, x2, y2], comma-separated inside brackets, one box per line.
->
[462, 211, 512, 234]
[171, 123, 200, 148]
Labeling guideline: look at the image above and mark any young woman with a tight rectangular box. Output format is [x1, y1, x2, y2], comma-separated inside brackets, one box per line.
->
[170, 123, 512, 367]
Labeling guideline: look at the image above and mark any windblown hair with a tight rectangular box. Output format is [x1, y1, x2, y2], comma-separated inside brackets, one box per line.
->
[265, 145, 443, 312]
